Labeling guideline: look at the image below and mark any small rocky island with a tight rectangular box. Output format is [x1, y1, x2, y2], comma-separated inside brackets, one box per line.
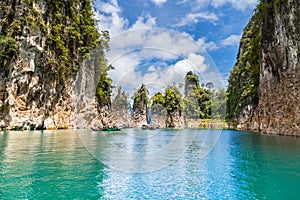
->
[127, 71, 225, 129]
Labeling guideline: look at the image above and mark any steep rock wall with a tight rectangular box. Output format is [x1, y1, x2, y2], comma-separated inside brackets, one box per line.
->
[132, 84, 149, 127]
[257, 0, 300, 135]
[228, 0, 300, 136]
[0, 0, 104, 130]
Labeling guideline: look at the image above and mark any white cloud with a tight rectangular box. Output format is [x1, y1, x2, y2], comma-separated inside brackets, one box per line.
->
[150, 0, 168, 6]
[108, 49, 209, 97]
[95, 0, 223, 98]
[131, 14, 157, 29]
[186, 53, 207, 72]
[196, 37, 219, 51]
[183, 0, 257, 11]
[220, 34, 241, 47]
[194, 0, 210, 7]
[95, 0, 129, 36]
[98, 1, 121, 13]
[107, 29, 202, 63]
[211, 0, 257, 10]
[176, 12, 218, 26]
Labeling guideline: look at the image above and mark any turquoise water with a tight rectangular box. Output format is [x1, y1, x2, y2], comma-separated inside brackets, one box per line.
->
[1, 129, 300, 199]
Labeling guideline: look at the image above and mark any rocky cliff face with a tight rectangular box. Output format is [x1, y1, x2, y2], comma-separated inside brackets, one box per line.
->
[228, 0, 300, 136]
[111, 87, 131, 128]
[257, 0, 300, 135]
[132, 84, 149, 127]
[151, 104, 167, 128]
[227, 14, 260, 129]
[0, 0, 105, 130]
[164, 86, 184, 129]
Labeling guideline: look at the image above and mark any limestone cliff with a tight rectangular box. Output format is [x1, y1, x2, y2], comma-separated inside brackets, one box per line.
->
[227, 0, 300, 136]
[0, 0, 107, 130]
[132, 84, 149, 127]
[164, 86, 184, 129]
[227, 14, 260, 129]
[151, 92, 167, 128]
[111, 86, 131, 128]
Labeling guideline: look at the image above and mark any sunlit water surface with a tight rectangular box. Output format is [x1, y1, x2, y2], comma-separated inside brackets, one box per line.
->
[0, 129, 300, 199]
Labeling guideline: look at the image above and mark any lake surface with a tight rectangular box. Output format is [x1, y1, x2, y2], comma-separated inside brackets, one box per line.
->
[1, 129, 300, 199]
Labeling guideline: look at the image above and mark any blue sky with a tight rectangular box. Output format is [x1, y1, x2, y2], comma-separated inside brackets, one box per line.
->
[94, 0, 258, 95]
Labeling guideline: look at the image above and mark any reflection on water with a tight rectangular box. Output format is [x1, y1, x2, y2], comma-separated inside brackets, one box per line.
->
[78, 129, 221, 173]
[0, 130, 300, 199]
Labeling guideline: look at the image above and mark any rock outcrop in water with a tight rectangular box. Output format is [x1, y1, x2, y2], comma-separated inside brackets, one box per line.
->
[0, 0, 109, 130]
[132, 84, 149, 127]
[227, 0, 300, 136]
[151, 92, 167, 128]
[111, 86, 131, 128]
[164, 86, 184, 129]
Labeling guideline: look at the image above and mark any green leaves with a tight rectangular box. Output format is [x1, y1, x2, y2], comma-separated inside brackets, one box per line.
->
[133, 84, 149, 111]
[183, 71, 212, 119]
[42, 0, 102, 81]
[152, 92, 165, 106]
[96, 56, 114, 108]
[164, 86, 182, 113]
[226, 10, 261, 119]
[0, 35, 19, 68]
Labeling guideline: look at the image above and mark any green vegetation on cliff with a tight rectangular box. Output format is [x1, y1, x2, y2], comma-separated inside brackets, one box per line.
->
[152, 92, 165, 106]
[151, 92, 166, 119]
[183, 71, 211, 119]
[0, 0, 107, 80]
[149, 71, 226, 122]
[0, 0, 113, 108]
[226, 9, 261, 119]
[96, 62, 113, 108]
[133, 84, 149, 113]
[226, 1, 279, 120]
[164, 85, 182, 114]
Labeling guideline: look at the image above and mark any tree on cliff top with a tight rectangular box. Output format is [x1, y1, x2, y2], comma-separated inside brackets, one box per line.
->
[184, 71, 200, 96]
[164, 85, 182, 114]
[183, 71, 211, 119]
[0, 0, 105, 81]
[133, 84, 149, 113]
[152, 92, 165, 106]
[151, 92, 166, 117]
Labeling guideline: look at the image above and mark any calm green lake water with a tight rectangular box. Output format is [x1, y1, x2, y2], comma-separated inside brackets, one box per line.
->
[0, 129, 300, 199]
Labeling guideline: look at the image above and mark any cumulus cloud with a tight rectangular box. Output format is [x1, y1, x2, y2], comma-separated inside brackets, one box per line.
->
[107, 28, 202, 63]
[150, 0, 168, 6]
[189, 0, 257, 11]
[131, 14, 157, 29]
[95, 0, 223, 97]
[95, 0, 128, 36]
[220, 34, 241, 47]
[98, 0, 121, 13]
[211, 0, 258, 10]
[196, 37, 219, 51]
[176, 12, 218, 26]
[108, 47, 210, 97]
